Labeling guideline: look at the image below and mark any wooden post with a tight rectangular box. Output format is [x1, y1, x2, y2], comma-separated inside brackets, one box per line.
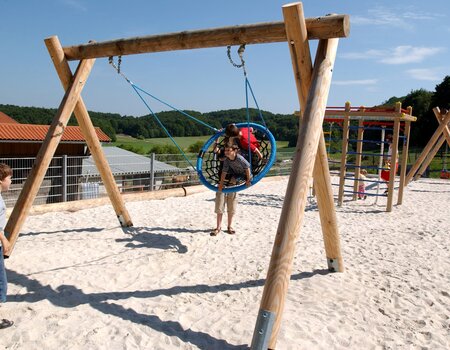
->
[413, 108, 450, 179]
[353, 119, 364, 200]
[44, 36, 133, 228]
[415, 133, 446, 179]
[4, 58, 95, 255]
[283, 3, 343, 273]
[337, 102, 351, 206]
[397, 117, 411, 205]
[62, 16, 349, 60]
[406, 109, 450, 184]
[434, 108, 450, 146]
[251, 35, 339, 349]
[386, 112, 400, 212]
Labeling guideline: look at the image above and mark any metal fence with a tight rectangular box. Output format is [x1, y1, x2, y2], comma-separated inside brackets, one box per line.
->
[1, 150, 295, 208]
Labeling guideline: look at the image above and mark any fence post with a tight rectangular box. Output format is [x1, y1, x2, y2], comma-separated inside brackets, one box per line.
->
[150, 153, 155, 191]
[62, 155, 67, 202]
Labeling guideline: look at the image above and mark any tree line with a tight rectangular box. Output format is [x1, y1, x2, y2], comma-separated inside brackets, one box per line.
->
[1, 75, 449, 149]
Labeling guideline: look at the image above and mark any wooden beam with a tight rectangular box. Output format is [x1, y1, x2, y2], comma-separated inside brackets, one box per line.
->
[386, 117, 400, 212]
[252, 34, 338, 349]
[353, 119, 364, 200]
[397, 118, 411, 205]
[324, 111, 417, 121]
[413, 108, 450, 180]
[44, 36, 133, 228]
[415, 133, 446, 180]
[337, 103, 351, 206]
[61, 14, 349, 60]
[434, 108, 450, 146]
[4, 58, 95, 255]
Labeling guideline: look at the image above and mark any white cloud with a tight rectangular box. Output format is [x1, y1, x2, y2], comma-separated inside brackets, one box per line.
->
[341, 49, 384, 60]
[342, 46, 445, 65]
[352, 7, 443, 30]
[333, 79, 378, 86]
[381, 46, 445, 64]
[406, 68, 443, 81]
[352, 8, 410, 29]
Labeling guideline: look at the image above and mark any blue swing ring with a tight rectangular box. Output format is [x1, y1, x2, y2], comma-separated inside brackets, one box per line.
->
[196, 122, 277, 193]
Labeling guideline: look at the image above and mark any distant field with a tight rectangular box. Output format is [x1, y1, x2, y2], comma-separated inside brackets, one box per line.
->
[109, 134, 290, 153]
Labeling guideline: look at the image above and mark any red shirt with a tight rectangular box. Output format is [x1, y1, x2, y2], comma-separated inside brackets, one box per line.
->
[239, 127, 260, 152]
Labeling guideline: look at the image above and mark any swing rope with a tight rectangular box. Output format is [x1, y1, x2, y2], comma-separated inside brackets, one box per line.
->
[108, 56, 220, 170]
[227, 44, 270, 174]
[109, 49, 276, 193]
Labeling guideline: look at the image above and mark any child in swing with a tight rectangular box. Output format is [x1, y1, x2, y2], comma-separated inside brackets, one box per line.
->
[0, 163, 13, 329]
[217, 142, 252, 192]
[224, 124, 264, 167]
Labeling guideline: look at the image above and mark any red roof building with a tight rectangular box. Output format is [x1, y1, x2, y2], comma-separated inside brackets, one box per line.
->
[0, 111, 19, 124]
[0, 111, 111, 203]
[0, 112, 110, 156]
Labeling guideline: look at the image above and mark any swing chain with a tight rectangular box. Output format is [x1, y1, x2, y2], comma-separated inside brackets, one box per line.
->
[108, 55, 131, 84]
[227, 44, 247, 76]
[108, 55, 122, 73]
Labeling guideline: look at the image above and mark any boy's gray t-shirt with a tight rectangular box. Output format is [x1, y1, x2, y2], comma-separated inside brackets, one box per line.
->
[223, 153, 250, 176]
[0, 193, 6, 231]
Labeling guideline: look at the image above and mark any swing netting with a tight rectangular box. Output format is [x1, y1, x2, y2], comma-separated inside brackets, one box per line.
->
[197, 122, 276, 193]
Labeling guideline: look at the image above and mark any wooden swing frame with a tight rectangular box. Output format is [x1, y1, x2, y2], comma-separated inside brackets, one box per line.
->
[5, 3, 349, 349]
[406, 107, 450, 184]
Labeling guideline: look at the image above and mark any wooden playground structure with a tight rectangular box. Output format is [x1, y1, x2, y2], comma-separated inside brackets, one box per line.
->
[406, 107, 450, 184]
[4, 3, 349, 349]
[324, 102, 416, 212]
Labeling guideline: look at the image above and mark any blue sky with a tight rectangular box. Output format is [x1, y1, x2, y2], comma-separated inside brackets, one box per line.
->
[0, 0, 449, 117]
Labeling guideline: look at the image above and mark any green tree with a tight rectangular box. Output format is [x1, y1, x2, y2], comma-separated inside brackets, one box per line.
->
[187, 140, 205, 153]
[402, 89, 433, 147]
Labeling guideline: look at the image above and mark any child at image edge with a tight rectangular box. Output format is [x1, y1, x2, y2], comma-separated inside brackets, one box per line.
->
[0, 163, 13, 329]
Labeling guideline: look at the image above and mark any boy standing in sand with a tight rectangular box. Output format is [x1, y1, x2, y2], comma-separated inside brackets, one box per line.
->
[0, 163, 13, 329]
[211, 141, 239, 236]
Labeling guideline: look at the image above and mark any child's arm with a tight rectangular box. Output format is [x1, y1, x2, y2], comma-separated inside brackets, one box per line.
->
[245, 168, 251, 187]
[255, 148, 263, 160]
[0, 231, 11, 255]
[218, 172, 227, 192]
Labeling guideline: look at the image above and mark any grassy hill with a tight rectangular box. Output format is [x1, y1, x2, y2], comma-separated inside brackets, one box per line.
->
[108, 134, 290, 154]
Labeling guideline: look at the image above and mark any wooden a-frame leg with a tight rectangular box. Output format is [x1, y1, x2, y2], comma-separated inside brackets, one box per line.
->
[251, 30, 339, 350]
[406, 110, 450, 184]
[250, 5, 342, 349]
[283, 2, 343, 273]
[4, 58, 95, 256]
[414, 109, 450, 180]
[45, 36, 133, 228]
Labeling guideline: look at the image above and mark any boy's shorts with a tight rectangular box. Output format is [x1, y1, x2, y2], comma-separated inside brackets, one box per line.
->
[214, 192, 237, 214]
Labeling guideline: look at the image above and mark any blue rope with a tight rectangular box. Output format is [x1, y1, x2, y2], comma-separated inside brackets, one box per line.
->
[246, 77, 267, 128]
[245, 77, 253, 174]
[129, 84, 196, 170]
[132, 83, 218, 132]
